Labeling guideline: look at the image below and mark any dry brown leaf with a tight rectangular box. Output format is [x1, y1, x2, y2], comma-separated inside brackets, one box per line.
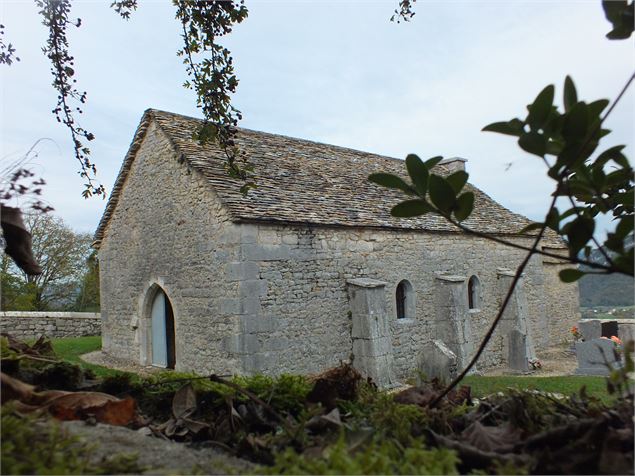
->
[461, 421, 520, 453]
[1, 371, 35, 403]
[30, 390, 73, 405]
[91, 397, 137, 426]
[172, 383, 197, 419]
[45, 392, 136, 426]
[182, 417, 209, 434]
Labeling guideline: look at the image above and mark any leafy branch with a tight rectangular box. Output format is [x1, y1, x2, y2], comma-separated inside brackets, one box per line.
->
[375, 1, 634, 403]
[0, 140, 54, 214]
[390, 0, 416, 23]
[174, 0, 255, 194]
[110, 0, 138, 20]
[35, 0, 103, 199]
[0, 24, 20, 66]
[370, 72, 634, 281]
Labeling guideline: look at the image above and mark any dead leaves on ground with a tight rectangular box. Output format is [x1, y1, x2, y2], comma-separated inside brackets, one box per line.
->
[153, 383, 209, 438]
[393, 378, 471, 408]
[306, 363, 362, 409]
[1, 333, 632, 474]
[2, 371, 138, 426]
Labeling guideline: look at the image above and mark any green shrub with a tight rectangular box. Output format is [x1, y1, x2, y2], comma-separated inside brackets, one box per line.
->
[263, 435, 459, 475]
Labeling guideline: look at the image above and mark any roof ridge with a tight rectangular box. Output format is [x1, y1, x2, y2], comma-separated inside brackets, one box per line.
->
[147, 108, 440, 171]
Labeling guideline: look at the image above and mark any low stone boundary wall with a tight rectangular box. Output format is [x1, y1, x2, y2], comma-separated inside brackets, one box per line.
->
[0, 312, 101, 340]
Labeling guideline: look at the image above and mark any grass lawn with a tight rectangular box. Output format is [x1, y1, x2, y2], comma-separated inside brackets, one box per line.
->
[50, 336, 126, 378]
[464, 375, 611, 402]
[48, 336, 612, 401]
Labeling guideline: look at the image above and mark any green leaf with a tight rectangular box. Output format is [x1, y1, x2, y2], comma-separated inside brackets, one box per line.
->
[454, 192, 474, 221]
[603, 0, 634, 39]
[446, 170, 469, 195]
[526, 85, 555, 129]
[428, 175, 456, 213]
[368, 173, 416, 195]
[566, 216, 595, 255]
[605, 168, 633, 188]
[545, 207, 560, 231]
[391, 199, 433, 217]
[587, 99, 610, 120]
[559, 207, 584, 220]
[562, 102, 589, 141]
[559, 268, 585, 283]
[424, 156, 444, 169]
[405, 154, 429, 196]
[482, 119, 525, 136]
[518, 132, 546, 157]
[591, 165, 606, 189]
[545, 138, 564, 156]
[563, 76, 577, 112]
[595, 145, 626, 166]
[616, 215, 634, 239]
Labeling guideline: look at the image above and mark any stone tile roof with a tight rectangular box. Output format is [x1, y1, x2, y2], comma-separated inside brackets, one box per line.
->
[94, 109, 562, 247]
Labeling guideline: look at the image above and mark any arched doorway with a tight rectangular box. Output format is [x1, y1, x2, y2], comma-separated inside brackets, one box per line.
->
[150, 288, 176, 369]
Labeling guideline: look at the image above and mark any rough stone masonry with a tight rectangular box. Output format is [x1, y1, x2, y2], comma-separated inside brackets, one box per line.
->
[93, 109, 581, 385]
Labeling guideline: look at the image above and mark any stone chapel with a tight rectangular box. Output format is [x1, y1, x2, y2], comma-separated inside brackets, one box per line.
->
[93, 109, 580, 385]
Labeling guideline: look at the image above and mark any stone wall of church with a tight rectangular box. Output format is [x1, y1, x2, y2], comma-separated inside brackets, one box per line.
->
[98, 122, 242, 375]
[542, 249, 582, 344]
[225, 223, 580, 381]
[99, 121, 579, 380]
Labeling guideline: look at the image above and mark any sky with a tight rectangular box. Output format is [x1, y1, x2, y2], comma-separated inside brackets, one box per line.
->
[1, 0, 633, 238]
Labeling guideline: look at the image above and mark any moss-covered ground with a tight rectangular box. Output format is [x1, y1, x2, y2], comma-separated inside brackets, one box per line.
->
[2, 335, 633, 475]
[50, 336, 610, 401]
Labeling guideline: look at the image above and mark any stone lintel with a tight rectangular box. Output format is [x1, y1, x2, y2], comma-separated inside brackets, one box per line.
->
[346, 278, 386, 288]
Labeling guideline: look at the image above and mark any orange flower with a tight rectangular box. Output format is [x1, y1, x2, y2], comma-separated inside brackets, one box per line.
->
[610, 336, 622, 346]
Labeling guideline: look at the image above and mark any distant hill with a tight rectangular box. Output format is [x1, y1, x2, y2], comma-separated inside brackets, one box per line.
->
[578, 235, 634, 307]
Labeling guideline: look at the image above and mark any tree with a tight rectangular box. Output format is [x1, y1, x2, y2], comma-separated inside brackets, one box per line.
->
[1, 0, 251, 198]
[73, 250, 100, 312]
[0, 213, 92, 311]
[0, 254, 37, 311]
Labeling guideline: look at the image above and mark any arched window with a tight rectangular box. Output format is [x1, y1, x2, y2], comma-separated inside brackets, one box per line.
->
[468, 275, 480, 310]
[396, 280, 414, 319]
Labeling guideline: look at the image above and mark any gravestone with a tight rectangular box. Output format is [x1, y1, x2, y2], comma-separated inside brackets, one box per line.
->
[418, 340, 457, 383]
[508, 329, 529, 372]
[575, 338, 622, 375]
[618, 320, 634, 343]
[601, 320, 619, 339]
[579, 320, 601, 341]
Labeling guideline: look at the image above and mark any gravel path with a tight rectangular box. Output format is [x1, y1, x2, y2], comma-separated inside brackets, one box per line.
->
[480, 344, 578, 377]
[81, 351, 164, 376]
[83, 345, 579, 379]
